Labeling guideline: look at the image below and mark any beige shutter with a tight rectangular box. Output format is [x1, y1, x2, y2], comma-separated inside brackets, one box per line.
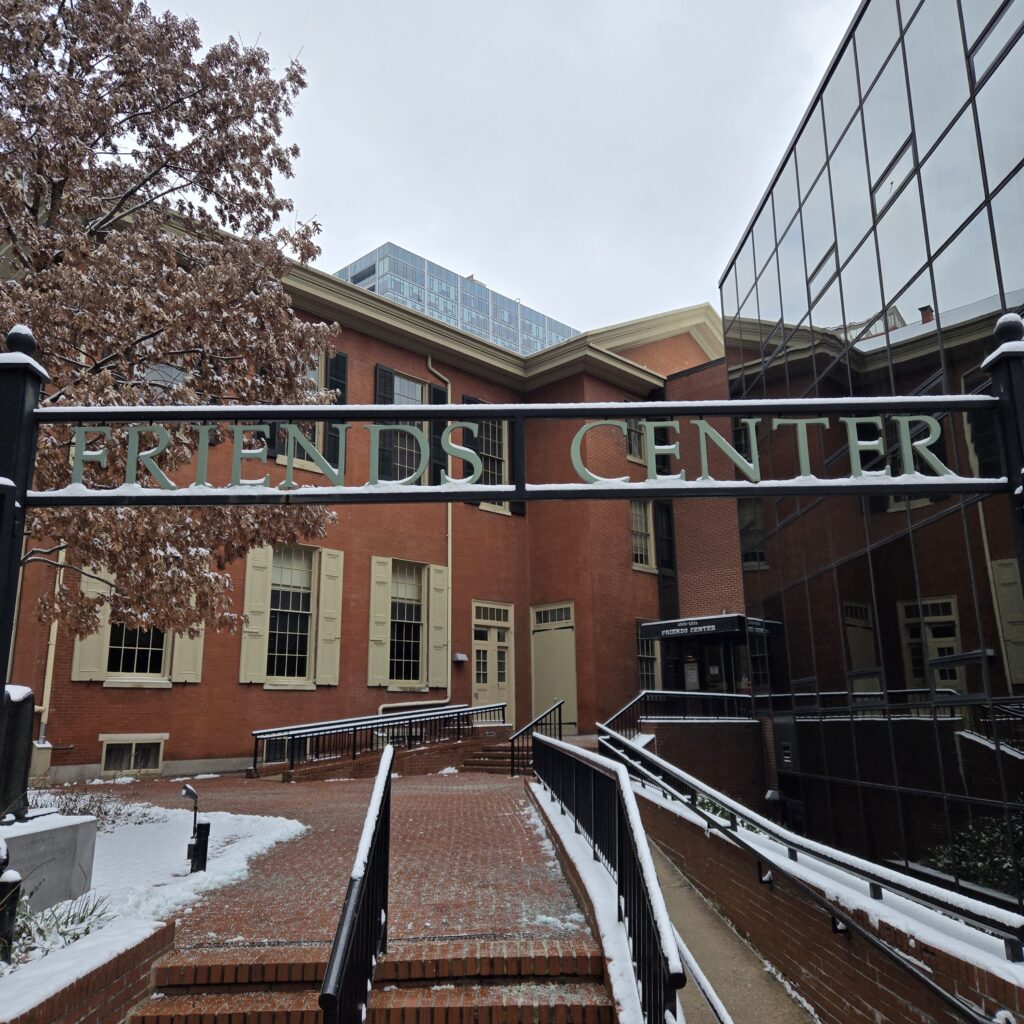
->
[239, 545, 272, 685]
[70, 571, 113, 681]
[426, 564, 449, 688]
[368, 556, 392, 687]
[993, 559, 1024, 686]
[315, 548, 344, 686]
[170, 624, 205, 683]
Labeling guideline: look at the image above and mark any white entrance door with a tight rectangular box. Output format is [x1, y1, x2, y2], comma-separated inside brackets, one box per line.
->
[472, 602, 514, 720]
[531, 602, 578, 735]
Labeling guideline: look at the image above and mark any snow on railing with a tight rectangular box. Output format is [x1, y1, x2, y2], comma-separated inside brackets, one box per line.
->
[532, 733, 685, 1024]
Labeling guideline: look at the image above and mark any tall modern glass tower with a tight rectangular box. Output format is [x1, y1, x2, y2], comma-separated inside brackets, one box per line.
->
[335, 243, 579, 355]
[719, 0, 1024, 909]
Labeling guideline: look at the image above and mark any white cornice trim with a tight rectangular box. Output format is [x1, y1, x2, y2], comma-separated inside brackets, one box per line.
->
[579, 303, 724, 361]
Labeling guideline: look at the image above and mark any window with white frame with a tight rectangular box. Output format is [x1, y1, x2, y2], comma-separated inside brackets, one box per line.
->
[106, 624, 166, 677]
[71, 574, 204, 688]
[368, 556, 449, 689]
[238, 544, 343, 689]
[390, 560, 424, 682]
[637, 623, 659, 689]
[898, 597, 963, 690]
[630, 500, 656, 569]
[267, 547, 315, 681]
[99, 733, 167, 774]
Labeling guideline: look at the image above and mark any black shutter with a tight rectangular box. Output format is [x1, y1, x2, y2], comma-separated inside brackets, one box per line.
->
[653, 500, 675, 572]
[324, 352, 348, 466]
[507, 418, 525, 516]
[462, 395, 483, 505]
[375, 365, 395, 480]
[429, 384, 447, 485]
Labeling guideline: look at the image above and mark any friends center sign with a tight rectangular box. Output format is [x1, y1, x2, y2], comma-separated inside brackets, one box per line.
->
[30, 397, 1008, 507]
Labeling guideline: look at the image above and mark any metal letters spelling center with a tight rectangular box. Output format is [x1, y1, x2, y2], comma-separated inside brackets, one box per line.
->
[4, 314, 1024, 693]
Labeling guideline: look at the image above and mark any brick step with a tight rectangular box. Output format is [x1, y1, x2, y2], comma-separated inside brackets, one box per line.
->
[153, 948, 328, 992]
[368, 981, 615, 1024]
[129, 988, 321, 1024]
[376, 940, 604, 984]
[462, 763, 515, 775]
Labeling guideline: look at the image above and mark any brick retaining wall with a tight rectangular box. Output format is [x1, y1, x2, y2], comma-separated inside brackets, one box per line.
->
[638, 794, 1024, 1023]
[7, 920, 174, 1024]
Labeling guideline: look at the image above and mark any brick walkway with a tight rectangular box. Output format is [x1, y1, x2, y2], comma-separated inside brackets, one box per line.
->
[124, 771, 596, 954]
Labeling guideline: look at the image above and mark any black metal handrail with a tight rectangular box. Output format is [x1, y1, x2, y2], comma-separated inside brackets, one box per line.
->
[597, 724, 1021, 1023]
[603, 690, 755, 738]
[509, 699, 563, 776]
[250, 702, 505, 775]
[532, 733, 686, 1024]
[320, 745, 393, 1024]
[253, 704, 469, 742]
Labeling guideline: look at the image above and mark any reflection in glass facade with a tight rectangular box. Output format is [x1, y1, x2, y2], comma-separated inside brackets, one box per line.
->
[335, 243, 579, 355]
[720, 0, 1024, 909]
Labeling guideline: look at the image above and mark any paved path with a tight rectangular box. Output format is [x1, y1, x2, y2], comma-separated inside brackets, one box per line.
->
[651, 842, 815, 1024]
[125, 771, 597, 956]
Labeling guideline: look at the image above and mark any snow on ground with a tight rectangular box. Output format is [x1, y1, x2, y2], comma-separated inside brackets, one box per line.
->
[0, 803, 305, 1021]
[530, 784, 648, 1024]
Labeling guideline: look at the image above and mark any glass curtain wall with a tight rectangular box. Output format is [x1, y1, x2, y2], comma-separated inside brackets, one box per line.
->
[336, 243, 579, 355]
[720, 0, 1024, 909]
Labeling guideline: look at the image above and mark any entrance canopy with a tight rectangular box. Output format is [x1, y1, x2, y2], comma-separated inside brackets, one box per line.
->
[639, 615, 782, 641]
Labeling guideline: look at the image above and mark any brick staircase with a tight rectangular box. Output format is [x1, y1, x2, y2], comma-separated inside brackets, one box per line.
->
[129, 939, 613, 1023]
[462, 741, 517, 775]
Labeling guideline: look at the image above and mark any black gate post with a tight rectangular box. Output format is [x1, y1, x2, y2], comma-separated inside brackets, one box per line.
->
[0, 328, 47, 793]
[985, 313, 1024, 587]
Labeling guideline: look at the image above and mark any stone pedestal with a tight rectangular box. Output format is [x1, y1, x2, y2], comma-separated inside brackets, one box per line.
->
[2, 813, 96, 911]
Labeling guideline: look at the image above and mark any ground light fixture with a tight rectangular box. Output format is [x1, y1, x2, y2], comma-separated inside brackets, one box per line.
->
[180, 783, 209, 873]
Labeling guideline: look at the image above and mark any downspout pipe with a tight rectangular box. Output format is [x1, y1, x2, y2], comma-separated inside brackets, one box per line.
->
[378, 355, 455, 714]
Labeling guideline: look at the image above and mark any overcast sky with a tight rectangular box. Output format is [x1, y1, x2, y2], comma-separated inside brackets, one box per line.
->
[162, 0, 860, 331]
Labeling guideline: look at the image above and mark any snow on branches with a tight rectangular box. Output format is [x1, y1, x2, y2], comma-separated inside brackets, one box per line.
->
[0, 0, 333, 637]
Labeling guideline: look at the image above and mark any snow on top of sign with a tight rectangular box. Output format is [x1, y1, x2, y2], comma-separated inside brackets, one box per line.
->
[0, 351, 48, 379]
[33, 480, 516, 500]
[42, 394, 995, 417]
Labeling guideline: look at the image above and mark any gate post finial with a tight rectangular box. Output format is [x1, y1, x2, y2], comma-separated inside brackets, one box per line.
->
[5, 325, 37, 357]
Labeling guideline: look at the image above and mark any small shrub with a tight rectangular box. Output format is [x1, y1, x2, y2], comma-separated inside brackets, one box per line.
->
[0, 891, 112, 973]
[28, 789, 161, 832]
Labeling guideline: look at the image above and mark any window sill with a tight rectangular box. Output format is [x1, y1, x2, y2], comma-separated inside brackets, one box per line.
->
[743, 564, 771, 572]
[626, 453, 646, 466]
[102, 677, 172, 689]
[480, 502, 511, 516]
[263, 681, 316, 691]
[386, 683, 429, 693]
[631, 564, 658, 575]
[275, 454, 324, 475]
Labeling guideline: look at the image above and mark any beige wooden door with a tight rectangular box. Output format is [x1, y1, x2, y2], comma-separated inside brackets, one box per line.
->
[531, 602, 578, 735]
[472, 602, 514, 719]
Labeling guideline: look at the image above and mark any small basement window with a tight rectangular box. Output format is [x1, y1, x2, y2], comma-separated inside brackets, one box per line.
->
[99, 733, 167, 774]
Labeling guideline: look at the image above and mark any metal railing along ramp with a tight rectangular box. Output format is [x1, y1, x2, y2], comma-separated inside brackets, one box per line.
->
[319, 745, 393, 1024]
[531, 732, 692, 1024]
[597, 722, 1024, 1024]
[509, 698, 563, 776]
[250, 702, 506, 775]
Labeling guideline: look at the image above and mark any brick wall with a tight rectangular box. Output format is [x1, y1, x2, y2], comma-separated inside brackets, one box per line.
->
[638, 796, 1023, 1024]
[647, 720, 769, 813]
[7, 921, 174, 1024]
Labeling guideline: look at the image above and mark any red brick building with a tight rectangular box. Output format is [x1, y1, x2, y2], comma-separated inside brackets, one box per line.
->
[10, 266, 742, 781]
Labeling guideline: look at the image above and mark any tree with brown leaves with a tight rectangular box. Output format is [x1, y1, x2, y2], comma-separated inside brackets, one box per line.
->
[0, 0, 334, 638]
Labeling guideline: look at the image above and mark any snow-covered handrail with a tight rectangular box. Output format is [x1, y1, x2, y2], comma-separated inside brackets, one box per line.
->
[672, 926, 735, 1024]
[598, 726, 1012, 1024]
[531, 732, 685, 1024]
[251, 702, 505, 775]
[319, 745, 393, 1024]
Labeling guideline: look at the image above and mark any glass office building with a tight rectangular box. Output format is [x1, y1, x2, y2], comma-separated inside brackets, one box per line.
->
[336, 243, 579, 355]
[720, 0, 1024, 909]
